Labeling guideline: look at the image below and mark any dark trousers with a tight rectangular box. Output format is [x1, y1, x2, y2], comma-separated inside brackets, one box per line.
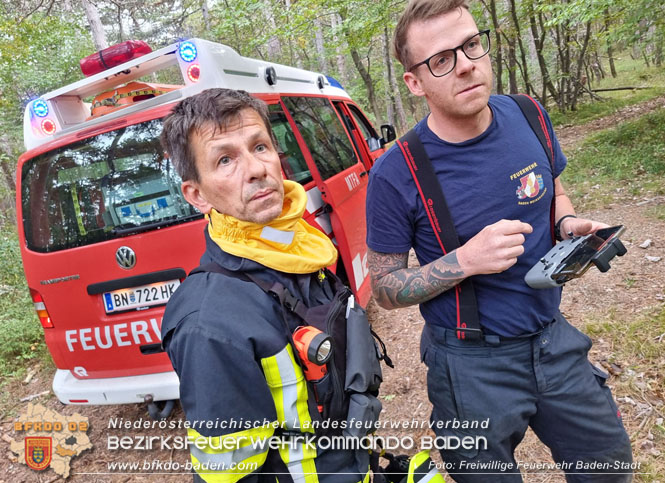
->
[422, 313, 633, 482]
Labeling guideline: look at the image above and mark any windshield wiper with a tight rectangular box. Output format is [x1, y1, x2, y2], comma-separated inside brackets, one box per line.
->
[111, 213, 203, 236]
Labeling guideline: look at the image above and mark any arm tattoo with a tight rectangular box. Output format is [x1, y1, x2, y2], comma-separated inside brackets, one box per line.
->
[368, 248, 466, 309]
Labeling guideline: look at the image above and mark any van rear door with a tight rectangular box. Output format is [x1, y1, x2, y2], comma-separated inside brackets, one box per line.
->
[17, 114, 205, 383]
[280, 96, 372, 306]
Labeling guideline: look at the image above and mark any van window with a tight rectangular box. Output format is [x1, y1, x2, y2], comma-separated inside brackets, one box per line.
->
[269, 107, 313, 185]
[21, 119, 198, 253]
[281, 96, 359, 180]
[347, 104, 382, 152]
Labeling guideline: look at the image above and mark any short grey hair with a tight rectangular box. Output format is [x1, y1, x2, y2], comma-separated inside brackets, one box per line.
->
[160, 88, 275, 182]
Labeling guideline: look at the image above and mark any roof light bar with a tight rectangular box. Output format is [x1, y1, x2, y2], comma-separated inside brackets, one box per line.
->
[80, 40, 153, 77]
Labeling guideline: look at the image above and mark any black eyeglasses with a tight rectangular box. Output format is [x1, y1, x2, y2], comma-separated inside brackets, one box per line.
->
[408, 30, 491, 77]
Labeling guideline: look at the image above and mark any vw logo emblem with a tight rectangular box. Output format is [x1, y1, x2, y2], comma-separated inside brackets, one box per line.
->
[116, 246, 136, 270]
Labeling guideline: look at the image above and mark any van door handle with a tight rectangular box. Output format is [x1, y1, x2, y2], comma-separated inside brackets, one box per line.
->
[140, 343, 164, 355]
[359, 171, 367, 177]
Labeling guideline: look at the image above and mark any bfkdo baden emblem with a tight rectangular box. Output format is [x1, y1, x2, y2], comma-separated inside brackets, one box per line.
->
[25, 436, 52, 471]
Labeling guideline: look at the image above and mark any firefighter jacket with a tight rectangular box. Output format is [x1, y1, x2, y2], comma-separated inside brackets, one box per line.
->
[162, 230, 371, 483]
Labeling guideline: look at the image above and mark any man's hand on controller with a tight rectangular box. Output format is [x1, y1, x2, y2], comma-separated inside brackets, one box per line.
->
[560, 217, 609, 240]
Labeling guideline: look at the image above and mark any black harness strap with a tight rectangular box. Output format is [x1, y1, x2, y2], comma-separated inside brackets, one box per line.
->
[190, 262, 254, 282]
[190, 263, 310, 320]
[508, 94, 557, 245]
[396, 131, 482, 341]
[397, 94, 557, 340]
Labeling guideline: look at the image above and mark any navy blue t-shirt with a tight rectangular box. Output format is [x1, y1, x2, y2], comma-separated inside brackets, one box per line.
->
[366, 95, 567, 336]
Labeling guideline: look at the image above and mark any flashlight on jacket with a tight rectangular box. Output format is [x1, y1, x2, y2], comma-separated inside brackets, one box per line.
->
[292, 326, 332, 382]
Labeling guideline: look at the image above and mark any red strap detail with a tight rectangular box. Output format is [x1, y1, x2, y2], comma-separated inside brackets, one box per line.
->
[523, 94, 554, 161]
[455, 286, 464, 339]
[549, 200, 557, 244]
[520, 93, 557, 244]
[397, 139, 448, 255]
[397, 138, 462, 331]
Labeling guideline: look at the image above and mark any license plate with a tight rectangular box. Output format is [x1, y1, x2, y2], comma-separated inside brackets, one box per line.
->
[103, 279, 181, 314]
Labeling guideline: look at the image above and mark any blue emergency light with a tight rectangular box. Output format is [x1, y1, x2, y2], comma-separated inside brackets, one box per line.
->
[326, 76, 345, 90]
[178, 42, 197, 62]
[32, 99, 49, 117]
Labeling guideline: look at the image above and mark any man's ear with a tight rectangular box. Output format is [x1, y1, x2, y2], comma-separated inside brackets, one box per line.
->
[403, 71, 426, 97]
[182, 180, 213, 215]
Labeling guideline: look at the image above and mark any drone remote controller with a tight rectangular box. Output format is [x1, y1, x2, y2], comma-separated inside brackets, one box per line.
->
[525, 225, 627, 289]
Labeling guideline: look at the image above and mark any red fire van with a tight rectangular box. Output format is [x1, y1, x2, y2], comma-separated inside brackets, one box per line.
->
[16, 38, 395, 410]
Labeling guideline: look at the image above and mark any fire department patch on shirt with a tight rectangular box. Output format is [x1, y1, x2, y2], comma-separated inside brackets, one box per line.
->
[516, 171, 545, 200]
[510, 162, 547, 205]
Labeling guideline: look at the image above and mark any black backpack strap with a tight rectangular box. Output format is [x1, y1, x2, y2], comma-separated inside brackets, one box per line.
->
[190, 262, 310, 321]
[508, 94, 557, 245]
[190, 262, 253, 282]
[396, 130, 482, 341]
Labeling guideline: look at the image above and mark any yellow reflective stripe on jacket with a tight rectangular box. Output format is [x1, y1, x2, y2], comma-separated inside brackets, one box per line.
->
[187, 424, 274, 483]
[262, 344, 318, 483]
[407, 450, 446, 483]
[279, 452, 318, 483]
[261, 344, 314, 433]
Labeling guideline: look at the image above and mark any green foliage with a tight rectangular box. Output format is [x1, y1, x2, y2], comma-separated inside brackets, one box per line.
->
[209, 0, 273, 55]
[585, 305, 665, 394]
[549, 88, 665, 127]
[539, 0, 610, 26]
[0, 152, 16, 216]
[584, 306, 665, 482]
[0, 13, 92, 147]
[546, 52, 665, 133]
[0, 231, 25, 287]
[609, 0, 665, 46]
[562, 107, 665, 210]
[566, 108, 665, 180]
[2, 0, 665, 143]
[0, 229, 49, 378]
[596, 54, 665, 87]
[95, 0, 206, 46]
[645, 204, 665, 221]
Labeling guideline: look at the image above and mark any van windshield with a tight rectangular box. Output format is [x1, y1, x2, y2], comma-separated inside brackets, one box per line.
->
[21, 119, 200, 253]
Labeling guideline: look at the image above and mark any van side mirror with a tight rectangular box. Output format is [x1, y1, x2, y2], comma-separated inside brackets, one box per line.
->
[380, 124, 396, 146]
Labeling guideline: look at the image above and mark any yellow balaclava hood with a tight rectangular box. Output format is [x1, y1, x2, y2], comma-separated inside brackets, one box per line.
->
[207, 180, 338, 273]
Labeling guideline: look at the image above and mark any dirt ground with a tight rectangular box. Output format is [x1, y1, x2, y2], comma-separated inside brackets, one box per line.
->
[1, 97, 664, 482]
[555, 95, 665, 149]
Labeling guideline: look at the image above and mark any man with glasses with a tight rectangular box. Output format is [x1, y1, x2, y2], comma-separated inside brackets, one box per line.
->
[365, 0, 633, 481]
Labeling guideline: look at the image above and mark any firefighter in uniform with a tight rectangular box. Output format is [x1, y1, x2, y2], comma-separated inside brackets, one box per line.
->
[159, 88, 371, 482]
[160, 88, 445, 482]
